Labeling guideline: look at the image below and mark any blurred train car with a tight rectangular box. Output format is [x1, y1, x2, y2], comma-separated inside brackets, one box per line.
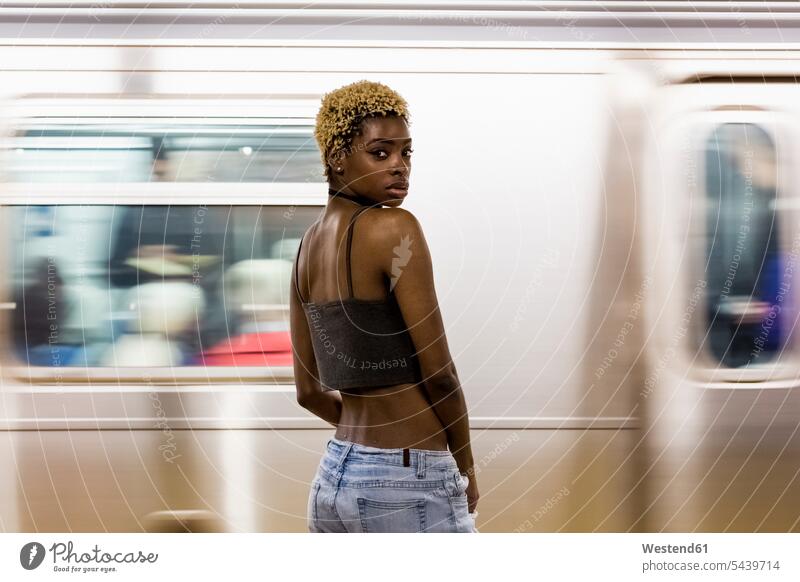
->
[1, 1, 800, 532]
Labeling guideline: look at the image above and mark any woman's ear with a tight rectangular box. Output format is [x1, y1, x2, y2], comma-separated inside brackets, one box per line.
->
[327, 149, 346, 175]
[328, 150, 347, 176]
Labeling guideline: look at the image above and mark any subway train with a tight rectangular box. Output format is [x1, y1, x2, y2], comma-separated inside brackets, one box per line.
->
[1, 1, 800, 532]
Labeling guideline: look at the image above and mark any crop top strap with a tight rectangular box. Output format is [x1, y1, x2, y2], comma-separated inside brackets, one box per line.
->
[345, 206, 372, 298]
[294, 231, 307, 303]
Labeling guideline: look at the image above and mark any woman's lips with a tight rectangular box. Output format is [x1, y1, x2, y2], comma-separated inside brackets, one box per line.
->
[387, 185, 408, 197]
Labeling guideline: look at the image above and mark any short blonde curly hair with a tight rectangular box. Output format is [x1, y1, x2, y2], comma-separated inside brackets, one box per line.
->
[314, 80, 410, 181]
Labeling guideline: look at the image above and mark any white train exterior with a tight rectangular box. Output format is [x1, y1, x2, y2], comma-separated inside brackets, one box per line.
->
[1, 2, 799, 532]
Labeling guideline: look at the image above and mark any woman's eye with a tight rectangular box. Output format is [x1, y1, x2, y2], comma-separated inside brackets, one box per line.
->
[370, 149, 412, 160]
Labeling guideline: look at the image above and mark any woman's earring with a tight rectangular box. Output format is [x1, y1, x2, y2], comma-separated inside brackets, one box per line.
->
[336, 167, 342, 173]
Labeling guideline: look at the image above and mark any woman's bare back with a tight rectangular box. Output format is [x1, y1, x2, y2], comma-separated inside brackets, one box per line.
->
[297, 198, 448, 450]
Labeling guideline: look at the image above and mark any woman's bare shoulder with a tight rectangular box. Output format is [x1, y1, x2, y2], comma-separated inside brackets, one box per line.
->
[361, 206, 423, 238]
[357, 208, 429, 269]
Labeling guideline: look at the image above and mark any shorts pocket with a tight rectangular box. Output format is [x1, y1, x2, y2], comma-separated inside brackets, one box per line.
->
[357, 497, 427, 533]
[443, 471, 469, 498]
[307, 481, 321, 532]
[449, 493, 471, 532]
[446, 474, 471, 532]
[455, 472, 469, 494]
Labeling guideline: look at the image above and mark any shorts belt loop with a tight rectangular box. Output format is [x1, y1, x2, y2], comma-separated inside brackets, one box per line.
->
[416, 451, 426, 479]
[403, 448, 410, 467]
[334, 441, 355, 486]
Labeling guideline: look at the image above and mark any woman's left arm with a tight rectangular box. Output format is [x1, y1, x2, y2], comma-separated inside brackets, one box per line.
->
[290, 257, 342, 427]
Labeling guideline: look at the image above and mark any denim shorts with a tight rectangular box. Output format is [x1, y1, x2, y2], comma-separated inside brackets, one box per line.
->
[307, 437, 475, 533]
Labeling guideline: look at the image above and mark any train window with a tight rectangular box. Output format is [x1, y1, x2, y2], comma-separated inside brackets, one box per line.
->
[702, 123, 783, 368]
[5, 123, 322, 183]
[8, 204, 318, 370]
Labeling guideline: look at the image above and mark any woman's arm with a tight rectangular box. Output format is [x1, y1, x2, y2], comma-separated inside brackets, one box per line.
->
[290, 250, 342, 427]
[373, 208, 475, 477]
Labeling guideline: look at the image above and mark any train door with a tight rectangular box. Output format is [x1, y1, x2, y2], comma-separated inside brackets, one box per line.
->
[0, 95, 325, 532]
[639, 73, 800, 531]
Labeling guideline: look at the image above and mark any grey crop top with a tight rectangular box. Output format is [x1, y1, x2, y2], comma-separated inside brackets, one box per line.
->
[294, 205, 423, 392]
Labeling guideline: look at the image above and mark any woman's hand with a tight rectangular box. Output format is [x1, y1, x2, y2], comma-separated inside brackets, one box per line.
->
[465, 473, 480, 513]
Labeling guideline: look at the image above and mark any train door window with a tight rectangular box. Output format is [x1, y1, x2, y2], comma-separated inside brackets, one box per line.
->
[701, 123, 784, 368]
[3, 120, 323, 379]
[8, 204, 318, 371]
[6, 123, 323, 183]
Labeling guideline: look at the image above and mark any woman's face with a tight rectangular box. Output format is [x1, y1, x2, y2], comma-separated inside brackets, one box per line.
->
[331, 115, 412, 207]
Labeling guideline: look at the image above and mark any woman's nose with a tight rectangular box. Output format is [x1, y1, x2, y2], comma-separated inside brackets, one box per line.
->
[393, 154, 409, 171]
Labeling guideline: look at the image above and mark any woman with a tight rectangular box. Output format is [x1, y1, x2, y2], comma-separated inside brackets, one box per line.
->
[290, 80, 479, 533]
